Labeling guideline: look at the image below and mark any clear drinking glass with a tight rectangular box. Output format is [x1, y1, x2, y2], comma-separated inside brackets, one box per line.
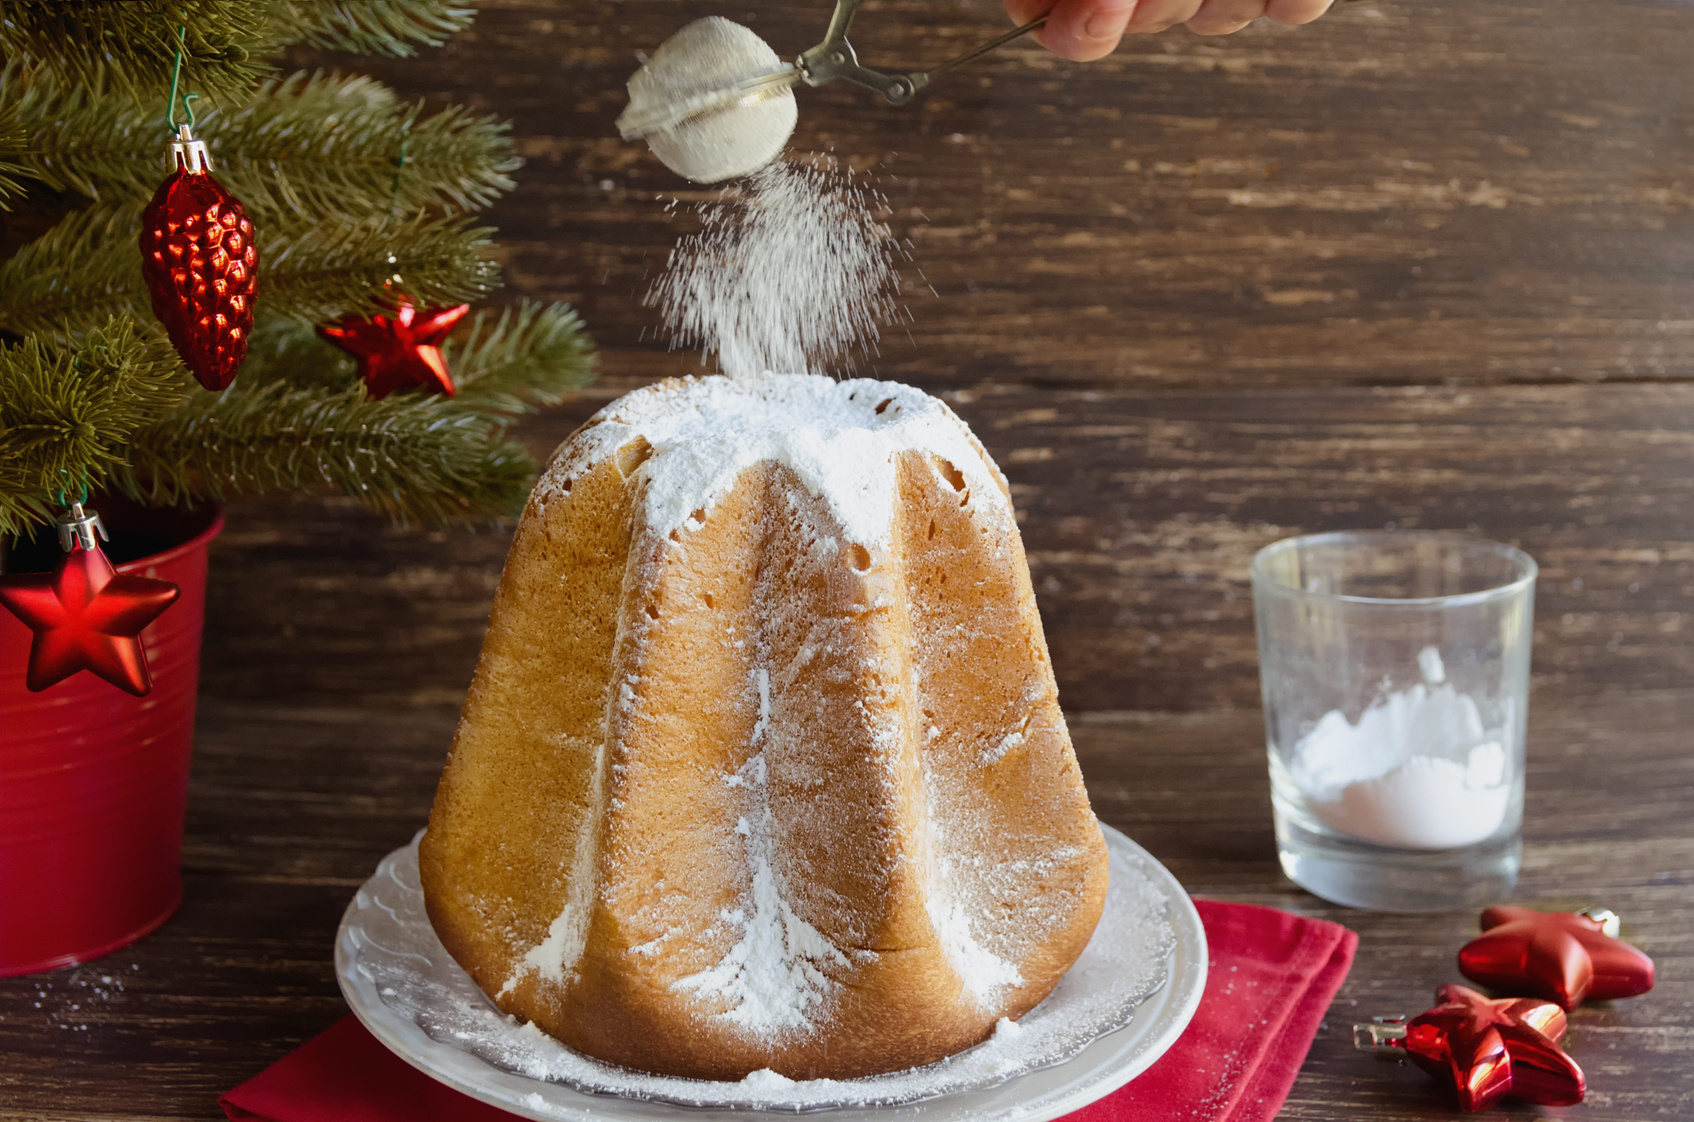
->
[1251, 531, 1537, 912]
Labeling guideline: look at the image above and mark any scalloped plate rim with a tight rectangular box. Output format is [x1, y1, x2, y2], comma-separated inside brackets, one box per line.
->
[336, 822, 1206, 1122]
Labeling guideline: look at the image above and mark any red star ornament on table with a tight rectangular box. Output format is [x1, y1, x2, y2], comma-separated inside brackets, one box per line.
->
[1458, 905, 1655, 1008]
[140, 125, 258, 391]
[1355, 984, 1586, 1112]
[316, 302, 471, 399]
[0, 504, 180, 696]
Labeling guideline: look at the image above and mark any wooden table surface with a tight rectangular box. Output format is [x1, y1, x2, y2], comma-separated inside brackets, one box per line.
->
[4, 1, 1693, 1118]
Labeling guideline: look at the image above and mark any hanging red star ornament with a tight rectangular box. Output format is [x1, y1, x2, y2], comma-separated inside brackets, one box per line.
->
[0, 503, 181, 696]
[140, 125, 259, 391]
[1458, 904, 1655, 1008]
[1355, 984, 1586, 1112]
[316, 301, 470, 399]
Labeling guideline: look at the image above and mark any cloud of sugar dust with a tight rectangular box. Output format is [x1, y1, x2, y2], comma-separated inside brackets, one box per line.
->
[646, 156, 904, 380]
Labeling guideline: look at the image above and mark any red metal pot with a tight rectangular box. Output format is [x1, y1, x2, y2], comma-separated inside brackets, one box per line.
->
[0, 503, 223, 976]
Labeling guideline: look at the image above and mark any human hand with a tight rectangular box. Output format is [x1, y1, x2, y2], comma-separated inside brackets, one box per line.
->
[1005, 0, 1336, 62]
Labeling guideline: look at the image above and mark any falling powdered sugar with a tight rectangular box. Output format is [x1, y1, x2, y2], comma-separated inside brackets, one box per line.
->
[646, 157, 902, 380]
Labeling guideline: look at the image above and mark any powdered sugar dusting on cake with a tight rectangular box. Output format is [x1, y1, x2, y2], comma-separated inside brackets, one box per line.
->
[921, 778, 1026, 1009]
[531, 371, 1040, 1021]
[500, 901, 584, 997]
[750, 667, 771, 744]
[672, 672, 849, 1035]
[536, 373, 1006, 551]
[925, 881, 1025, 1008]
[485, 371, 1117, 1069]
[979, 726, 1027, 769]
[977, 681, 1047, 768]
[497, 741, 607, 998]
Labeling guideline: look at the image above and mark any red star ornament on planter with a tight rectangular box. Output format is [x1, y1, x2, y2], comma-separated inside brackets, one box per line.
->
[140, 125, 258, 391]
[1355, 984, 1586, 1112]
[0, 504, 180, 696]
[1458, 904, 1655, 1008]
[316, 302, 471, 399]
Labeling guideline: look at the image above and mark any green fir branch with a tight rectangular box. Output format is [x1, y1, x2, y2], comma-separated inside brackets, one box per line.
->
[450, 302, 599, 414]
[0, 203, 145, 339]
[263, 213, 502, 323]
[115, 380, 535, 526]
[0, 1, 278, 106]
[271, 0, 479, 58]
[220, 73, 517, 220]
[0, 316, 190, 537]
[237, 317, 360, 392]
[0, 204, 501, 338]
[0, 108, 31, 209]
[14, 69, 517, 220]
[0, 0, 601, 536]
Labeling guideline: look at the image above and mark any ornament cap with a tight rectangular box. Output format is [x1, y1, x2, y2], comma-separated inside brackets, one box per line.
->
[1353, 1017, 1408, 1059]
[55, 501, 109, 553]
[169, 123, 212, 174]
[1577, 906, 1621, 938]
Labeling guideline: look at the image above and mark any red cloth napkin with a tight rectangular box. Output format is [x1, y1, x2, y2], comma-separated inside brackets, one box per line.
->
[222, 900, 1355, 1122]
[1067, 900, 1357, 1122]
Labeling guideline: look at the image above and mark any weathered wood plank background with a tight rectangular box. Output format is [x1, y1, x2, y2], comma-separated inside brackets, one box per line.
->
[3, 1, 1692, 1119]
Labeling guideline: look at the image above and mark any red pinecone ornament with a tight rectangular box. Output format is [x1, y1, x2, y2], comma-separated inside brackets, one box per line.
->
[140, 126, 258, 391]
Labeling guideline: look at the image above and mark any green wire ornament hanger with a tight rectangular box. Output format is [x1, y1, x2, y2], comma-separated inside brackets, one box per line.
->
[166, 24, 211, 173]
[54, 469, 107, 552]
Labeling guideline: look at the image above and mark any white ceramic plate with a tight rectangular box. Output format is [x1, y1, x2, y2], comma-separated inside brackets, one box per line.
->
[337, 823, 1206, 1121]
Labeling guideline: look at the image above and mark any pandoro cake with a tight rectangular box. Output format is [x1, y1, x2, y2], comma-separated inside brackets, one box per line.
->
[420, 372, 1109, 1080]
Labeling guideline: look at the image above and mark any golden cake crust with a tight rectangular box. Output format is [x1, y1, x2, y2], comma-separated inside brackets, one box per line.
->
[421, 375, 1108, 1080]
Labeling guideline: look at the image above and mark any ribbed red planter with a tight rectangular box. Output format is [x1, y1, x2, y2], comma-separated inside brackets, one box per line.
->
[0, 504, 223, 976]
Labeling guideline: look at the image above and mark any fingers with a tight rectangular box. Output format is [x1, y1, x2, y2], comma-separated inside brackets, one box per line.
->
[1265, 0, 1335, 24]
[1187, 0, 1333, 34]
[1029, 0, 1142, 63]
[1037, 0, 1214, 61]
[1185, 0, 1268, 35]
[1005, 0, 1332, 60]
[1004, 0, 1058, 26]
[1122, 0, 1205, 33]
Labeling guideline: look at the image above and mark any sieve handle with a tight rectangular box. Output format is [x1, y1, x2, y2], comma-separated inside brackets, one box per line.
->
[802, 0, 1367, 110]
[925, 16, 1048, 81]
[798, 4, 1046, 108]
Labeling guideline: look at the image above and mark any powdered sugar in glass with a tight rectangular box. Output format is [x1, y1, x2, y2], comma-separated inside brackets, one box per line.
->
[1251, 532, 1536, 912]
